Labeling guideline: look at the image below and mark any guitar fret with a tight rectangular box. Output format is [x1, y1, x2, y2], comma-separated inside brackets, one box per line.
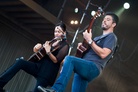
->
[35, 53, 41, 60]
[38, 51, 44, 57]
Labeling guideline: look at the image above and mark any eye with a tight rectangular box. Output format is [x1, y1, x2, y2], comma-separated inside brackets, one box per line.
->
[107, 19, 110, 21]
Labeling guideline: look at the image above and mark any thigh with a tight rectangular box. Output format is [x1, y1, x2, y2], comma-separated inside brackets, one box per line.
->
[72, 73, 88, 92]
[16, 59, 39, 76]
[66, 56, 100, 81]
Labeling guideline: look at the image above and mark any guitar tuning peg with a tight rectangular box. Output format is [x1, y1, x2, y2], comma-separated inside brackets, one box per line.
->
[98, 7, 104, 15]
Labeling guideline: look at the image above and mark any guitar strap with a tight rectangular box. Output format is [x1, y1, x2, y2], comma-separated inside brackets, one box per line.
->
[51, 41, 63, 53]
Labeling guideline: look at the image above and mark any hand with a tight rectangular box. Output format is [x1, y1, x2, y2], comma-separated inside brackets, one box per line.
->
[43, 41, 51, 53]
[34, 43, 42, 50]
[77, 43, 86, 52]
[77, 43, 82, 49]
[83, 29, 92, 43]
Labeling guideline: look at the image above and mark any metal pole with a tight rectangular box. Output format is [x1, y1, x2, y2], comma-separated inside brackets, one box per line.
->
[57, 0, 67, 19]
[68, 0, 91, 55]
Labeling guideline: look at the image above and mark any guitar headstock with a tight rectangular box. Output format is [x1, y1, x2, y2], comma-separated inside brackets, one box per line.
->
[87, 7, 103, 33]
[93, 7, 103, 19]
[54, 37, 62, 41]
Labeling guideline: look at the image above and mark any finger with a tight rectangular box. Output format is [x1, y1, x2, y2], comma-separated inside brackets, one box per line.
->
[89, 29, 91, 33]
[43, 44, 45, 47]
[85, 29, 88, 32]
[45, 41, 49, 45]
[78, 43, 82, 46]
[83, 32, 85, 35]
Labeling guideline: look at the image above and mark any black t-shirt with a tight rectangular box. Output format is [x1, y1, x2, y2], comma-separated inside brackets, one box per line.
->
[83, 33, 117, 70]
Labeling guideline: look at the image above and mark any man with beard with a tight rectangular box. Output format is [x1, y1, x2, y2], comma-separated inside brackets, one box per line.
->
[38, 12, 119, 92]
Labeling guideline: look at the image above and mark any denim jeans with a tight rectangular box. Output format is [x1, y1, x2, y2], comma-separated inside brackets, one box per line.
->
[0, 58, 49, 92]
[52, 56, 100, 92]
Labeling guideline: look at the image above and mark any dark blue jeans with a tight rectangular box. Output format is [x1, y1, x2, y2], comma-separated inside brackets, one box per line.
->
[0, 58, 49, 92]
[52, 56, 100, 92]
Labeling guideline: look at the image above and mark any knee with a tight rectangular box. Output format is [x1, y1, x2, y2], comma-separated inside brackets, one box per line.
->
[65, 56, 72, 61]
[15, 57, 25, 64]
[16, 57, 24, 61]
[64, 56, 75, 64]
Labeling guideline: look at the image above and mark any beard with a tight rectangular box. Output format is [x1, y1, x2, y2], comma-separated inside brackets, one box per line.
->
[101, 26, 107, 30]
[101, 25, 108, 30]
[101, 23, 109, 30]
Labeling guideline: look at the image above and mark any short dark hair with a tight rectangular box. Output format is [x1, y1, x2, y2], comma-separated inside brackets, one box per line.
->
[55, 22, 66, 32]
[105, 12, 119, 26]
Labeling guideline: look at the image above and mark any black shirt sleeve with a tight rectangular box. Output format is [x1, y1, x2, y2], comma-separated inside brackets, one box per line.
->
[54, 41, 69, 63]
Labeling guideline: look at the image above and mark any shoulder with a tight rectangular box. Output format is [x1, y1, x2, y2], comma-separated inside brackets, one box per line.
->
[60, 40, 69, 48]
[107, 33, 117, 40]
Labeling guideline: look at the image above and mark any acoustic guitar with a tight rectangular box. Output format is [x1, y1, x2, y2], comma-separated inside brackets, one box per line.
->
[75, 8, 103, 58]
[28, 36, 63, 62]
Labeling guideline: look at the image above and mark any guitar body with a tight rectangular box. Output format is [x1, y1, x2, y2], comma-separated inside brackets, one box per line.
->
[75, 40, 90, 58]
[28, 47, 46, 62]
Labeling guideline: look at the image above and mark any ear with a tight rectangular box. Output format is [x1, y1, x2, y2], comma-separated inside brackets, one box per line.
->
[62, 32, 67, 39]
[63, 31, 66, 35]
[112, 22, 116, 28]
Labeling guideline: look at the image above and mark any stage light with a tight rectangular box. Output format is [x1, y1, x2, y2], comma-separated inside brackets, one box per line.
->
[74, 20, 78, 24]
[70, 20, 74, 24]
[70, 20, 78, 25]
[91, 11, 96, 16]
[116, 2, 130, 17]
[74, 8, 79, 13]
[123, 2, 130, 9]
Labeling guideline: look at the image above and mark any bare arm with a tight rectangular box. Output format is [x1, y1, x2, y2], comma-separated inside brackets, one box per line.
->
[44, 41, 69, 63]
[83, 29, 111, 59]
[43, 41, 58, 63]
[89, 41, 111, 59]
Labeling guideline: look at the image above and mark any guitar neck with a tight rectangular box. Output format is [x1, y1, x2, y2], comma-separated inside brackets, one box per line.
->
[82, 17, 95, 47]
[75, 9, 103, 58]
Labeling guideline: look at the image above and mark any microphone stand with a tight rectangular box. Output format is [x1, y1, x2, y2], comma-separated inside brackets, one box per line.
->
[68, 0, 92, 55]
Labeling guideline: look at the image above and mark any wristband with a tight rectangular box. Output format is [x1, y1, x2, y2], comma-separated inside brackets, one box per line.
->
[88, 40, 93, 45]
[47, 52, 51, 56]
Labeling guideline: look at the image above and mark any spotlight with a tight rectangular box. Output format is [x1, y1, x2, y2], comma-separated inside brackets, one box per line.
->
[74, 8, 79, 13]
[74, 20, 78, 24]
[70, 20, 74, 24]
[91, 11, 96, 16]
[123, 2, 130, 9]
[70, 20, 79, 25]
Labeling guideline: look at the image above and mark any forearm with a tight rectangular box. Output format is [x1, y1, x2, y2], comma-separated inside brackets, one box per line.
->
[90, 41, 111, 59]
[47, 52, 58, 63]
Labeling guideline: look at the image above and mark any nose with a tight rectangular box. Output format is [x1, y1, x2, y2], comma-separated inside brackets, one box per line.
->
[103, 19, 106, 23]
[55, 32, 60, 36]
